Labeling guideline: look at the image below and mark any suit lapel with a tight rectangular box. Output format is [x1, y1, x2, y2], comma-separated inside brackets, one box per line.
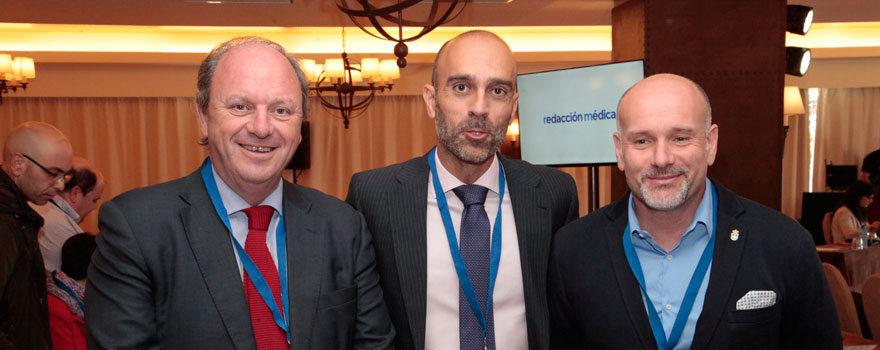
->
[604, 196, 658, 349]
[691, 184, 747, 349]
[179, 169, 255, 349]
[391, 157, 430, 349]
[283, 182, 323, 349]
[499, 157, 550, 349]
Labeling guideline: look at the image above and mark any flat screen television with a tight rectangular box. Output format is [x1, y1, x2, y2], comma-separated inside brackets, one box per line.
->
[516, 60, 644, 166]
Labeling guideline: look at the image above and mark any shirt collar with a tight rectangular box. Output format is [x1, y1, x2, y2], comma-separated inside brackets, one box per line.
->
[211, 163, 283, 216]
[431, 153, 501, 198]
[627, 178, 715, 239]
[50, 195, 81, 223]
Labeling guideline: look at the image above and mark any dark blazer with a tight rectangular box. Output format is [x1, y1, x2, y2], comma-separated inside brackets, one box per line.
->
[346, 154, 579, 350]
[548, 181, 842, 349]
[85, 165, 394, 349]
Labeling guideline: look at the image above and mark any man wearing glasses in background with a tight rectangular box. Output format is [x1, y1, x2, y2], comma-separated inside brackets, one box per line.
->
[0, 121, 74, 350]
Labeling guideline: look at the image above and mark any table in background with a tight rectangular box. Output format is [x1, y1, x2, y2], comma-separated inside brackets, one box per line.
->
[817, 244, 880, 289]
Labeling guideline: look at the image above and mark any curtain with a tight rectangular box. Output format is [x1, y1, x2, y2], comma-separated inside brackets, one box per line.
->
[0, 97, 207, 233]
[1, 95, 594, 233]
[781, 89, 811, 219]
[812, 87, 880, 192]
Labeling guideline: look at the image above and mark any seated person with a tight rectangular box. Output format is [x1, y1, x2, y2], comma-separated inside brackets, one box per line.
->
[46, 233, 96, 350]
[831, 181, 880, 243]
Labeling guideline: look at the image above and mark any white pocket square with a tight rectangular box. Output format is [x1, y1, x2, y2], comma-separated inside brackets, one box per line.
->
[736, 290, 777, 310]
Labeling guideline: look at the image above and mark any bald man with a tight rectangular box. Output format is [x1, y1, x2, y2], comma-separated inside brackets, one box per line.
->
[1, 121, 73, 349]
[33, 156, 105, 271]
[548, 74, 839, 349]
[347, 30, 579, 350]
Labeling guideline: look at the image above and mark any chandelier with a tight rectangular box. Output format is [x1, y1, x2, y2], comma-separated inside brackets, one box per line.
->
[336, 0, 468, 68]
[301, 29, 400, 129]
[0, 54, 36, 105]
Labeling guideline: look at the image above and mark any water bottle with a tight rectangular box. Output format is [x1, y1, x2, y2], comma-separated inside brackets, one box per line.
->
[854, 224, 869, 249]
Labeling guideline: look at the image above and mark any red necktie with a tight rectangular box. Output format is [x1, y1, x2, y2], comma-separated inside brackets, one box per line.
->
[241, 205, 288, 350]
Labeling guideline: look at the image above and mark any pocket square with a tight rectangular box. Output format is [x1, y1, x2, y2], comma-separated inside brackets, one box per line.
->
[736, 290, 777, 310]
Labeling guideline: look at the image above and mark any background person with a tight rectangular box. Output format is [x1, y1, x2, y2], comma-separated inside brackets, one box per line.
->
[0, 121, 73, 350]
[831, 180, 880, 243]
[47, 233, 96, 350]
[33, 156, 105, 271]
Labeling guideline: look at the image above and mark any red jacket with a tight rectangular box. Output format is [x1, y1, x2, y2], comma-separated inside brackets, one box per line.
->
[48, 294, 86, 350]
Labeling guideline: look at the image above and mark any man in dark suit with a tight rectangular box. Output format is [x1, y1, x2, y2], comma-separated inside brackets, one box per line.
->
[85, 36, 394, 349]
[346, 31, 579, 350]
[548, 73, 840, 349]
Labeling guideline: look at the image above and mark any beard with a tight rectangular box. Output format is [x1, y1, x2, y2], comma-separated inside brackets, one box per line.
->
[434, 103, 507, 164]
[633, 165, 691, 210]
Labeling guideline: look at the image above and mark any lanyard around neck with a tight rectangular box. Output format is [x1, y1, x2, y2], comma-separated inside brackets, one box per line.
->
[200, 159, 290, 342]
[428, 148, 504, 345]
[622, 183, 718, 350]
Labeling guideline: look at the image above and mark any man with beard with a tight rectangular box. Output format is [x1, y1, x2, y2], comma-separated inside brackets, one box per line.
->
[346, 30, 579, 350]
[547, 74, 840, 349]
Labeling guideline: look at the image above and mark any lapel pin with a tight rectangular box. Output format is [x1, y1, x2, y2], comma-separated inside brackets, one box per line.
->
[730, 229, 740, 241]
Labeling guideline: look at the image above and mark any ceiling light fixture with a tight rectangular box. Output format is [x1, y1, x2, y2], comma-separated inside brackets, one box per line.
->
[786, 46, 811, 77]
[301, 28, 400, 129]
[787, 5, 814, 35]
[336, 0, 468, 68]
[0, 53, 36, 105]
[785, 5, 814, 76]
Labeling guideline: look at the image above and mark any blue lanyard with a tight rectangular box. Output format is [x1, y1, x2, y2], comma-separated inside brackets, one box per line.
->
[51, 271, 84, 312]
[621, 184, 718, 350]
[428, 148, 504, 346]
[200, 159, 290, 342]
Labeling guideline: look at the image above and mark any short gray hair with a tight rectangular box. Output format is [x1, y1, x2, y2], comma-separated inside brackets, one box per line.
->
[196, 36, 309, 144]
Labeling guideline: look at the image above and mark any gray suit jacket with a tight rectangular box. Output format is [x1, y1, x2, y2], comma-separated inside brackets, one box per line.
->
[346, 154, 579, 350]
[85, 163, 395, 349]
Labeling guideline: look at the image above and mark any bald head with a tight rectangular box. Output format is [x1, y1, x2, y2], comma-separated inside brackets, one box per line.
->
[2, 121, 73, 204]
[617, 73, 712, 133]
[612, 73, 718, 212]
[432, 30, 518, 90]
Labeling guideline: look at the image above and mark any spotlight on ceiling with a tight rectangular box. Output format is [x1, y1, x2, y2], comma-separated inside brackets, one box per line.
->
[786, 5, 814, 35]
[785, 47, 811, 77]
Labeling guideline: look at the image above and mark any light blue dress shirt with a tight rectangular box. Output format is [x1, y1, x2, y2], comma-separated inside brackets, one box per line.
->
[627, 179, 714, 350]
[211, 163, 284, 279]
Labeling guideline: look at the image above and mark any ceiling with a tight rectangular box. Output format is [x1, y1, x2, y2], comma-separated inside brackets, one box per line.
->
[0, 0, 877, 27]
[0, 0, 877, 82]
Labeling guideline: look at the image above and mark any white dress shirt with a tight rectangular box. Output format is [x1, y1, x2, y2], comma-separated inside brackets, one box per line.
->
[211, 164, 284, 279]
[424, 155, 528, 350]
[32, 196, 84, 271]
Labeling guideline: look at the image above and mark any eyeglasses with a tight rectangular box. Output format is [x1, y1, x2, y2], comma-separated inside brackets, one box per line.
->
[21, 153, 72, 184]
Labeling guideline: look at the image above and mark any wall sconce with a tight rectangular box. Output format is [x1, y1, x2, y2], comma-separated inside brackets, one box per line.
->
[0, 54, 36, 105]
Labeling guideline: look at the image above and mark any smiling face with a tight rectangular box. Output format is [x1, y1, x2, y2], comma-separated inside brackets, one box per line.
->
[198, 42, 303, 201]
[613, 74, 718, 212]
[423, 32, 519, 166]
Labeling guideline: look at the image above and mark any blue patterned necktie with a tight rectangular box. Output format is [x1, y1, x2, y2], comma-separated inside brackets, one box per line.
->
[453, 184, 495, 350]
